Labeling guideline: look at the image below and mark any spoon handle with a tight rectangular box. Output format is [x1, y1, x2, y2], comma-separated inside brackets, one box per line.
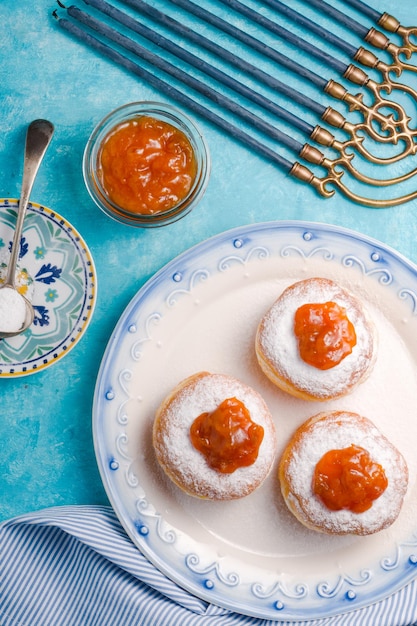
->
[6, 119, 54, 287]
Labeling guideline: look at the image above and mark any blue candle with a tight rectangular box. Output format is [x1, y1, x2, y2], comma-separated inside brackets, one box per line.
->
[110, 0, 327, 116]
[298, 0, 369, 38]
[258, 0, 358, 57]
[342, 0, 382, 22]
[66, 5, 306, 155]
[83, 0, 315, 137]
[166, 0, 328, 88]
[56, 15, 296, 173]
[216, 0, 348, 75]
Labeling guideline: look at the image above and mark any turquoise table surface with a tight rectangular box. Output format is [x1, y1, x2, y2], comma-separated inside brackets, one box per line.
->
[2, 0, 417, 527]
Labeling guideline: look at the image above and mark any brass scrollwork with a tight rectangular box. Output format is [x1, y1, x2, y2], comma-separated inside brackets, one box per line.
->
[290, 161, 417, 208]
[385, 43, 417, 75]
[370, 70, 417, 113]
[365, 28, 417, 75]
[299, 142, 417, 192]
[352, 47, 417, 113]
[378, 13, 417, 55]
[324, 80, 415, 152]
[309, 127, 417, 187]
[395, 26, 417, 54]
[320, 103, 417, 165]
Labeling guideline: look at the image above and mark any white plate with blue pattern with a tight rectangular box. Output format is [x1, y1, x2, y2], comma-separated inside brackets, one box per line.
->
[93, 221, 417, 620]
[0, 199, 96, 377]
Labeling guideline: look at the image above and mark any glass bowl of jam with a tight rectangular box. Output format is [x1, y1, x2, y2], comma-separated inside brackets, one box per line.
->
[83, 102, 211, 227]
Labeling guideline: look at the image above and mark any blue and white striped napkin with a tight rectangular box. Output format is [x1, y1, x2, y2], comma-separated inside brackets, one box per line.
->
[1, 505, 417, 626]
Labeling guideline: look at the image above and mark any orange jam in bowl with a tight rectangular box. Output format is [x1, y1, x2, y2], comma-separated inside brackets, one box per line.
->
[83, 102, 211, 227]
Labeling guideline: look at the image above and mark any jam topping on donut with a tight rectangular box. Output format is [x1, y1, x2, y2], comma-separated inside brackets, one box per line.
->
[294, 301, 357, 370]
[313, 444, 388, 513]
[190, 397, 264, 474]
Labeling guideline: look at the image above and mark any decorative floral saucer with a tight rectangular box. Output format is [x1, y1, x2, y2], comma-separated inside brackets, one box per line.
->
[0, 199, 96, 377]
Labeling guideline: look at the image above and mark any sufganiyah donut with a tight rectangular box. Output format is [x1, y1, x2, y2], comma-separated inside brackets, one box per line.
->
[153, 372, 277, 500]
[256, 277, 377, 401]
[278, 411, 408, 535]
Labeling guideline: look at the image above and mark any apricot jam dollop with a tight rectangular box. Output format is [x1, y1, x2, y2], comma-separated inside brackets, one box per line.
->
[313, 445, 388, 513]
[98, 115, 196, 215]
[190, 397, 264, 473]
[294, 301, 357, 370]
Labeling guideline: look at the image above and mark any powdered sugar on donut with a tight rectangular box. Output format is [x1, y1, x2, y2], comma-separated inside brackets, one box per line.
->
[280, 411, 408, 535]
[256, 278, 377, 400]
[153, 372, 277, 500]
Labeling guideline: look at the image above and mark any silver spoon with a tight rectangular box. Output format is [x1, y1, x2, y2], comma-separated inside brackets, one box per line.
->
[0, 119, 54, 339]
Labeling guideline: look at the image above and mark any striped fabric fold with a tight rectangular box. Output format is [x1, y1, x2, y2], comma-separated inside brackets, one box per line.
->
[1, 505, 417, 626]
